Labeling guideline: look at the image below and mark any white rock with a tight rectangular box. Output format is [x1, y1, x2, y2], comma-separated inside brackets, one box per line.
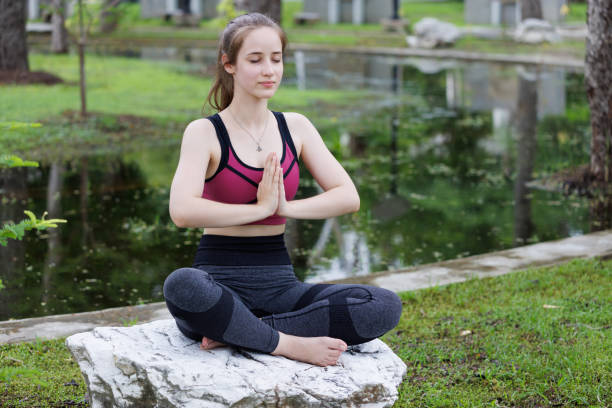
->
[408, 18, 461, 48]
[65, 319, 407, 407]
[514, 18, 561, 43]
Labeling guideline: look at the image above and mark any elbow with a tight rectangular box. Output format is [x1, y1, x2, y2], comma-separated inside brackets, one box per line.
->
[169, 205, 188, 228]
[348, 192, 360, 214]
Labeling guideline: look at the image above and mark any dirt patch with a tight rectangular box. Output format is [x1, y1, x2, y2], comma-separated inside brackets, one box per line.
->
[54, 109, 156, 130]
[0, 70, 64, 85]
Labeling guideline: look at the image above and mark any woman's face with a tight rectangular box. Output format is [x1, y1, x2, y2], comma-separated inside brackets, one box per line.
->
[224, 26, 283, 100]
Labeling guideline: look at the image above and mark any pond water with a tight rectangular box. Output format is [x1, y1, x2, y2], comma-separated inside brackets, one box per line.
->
[0, 46, 597, 320]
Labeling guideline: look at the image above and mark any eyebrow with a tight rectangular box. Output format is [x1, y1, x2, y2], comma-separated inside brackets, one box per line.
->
[246, 51, 282, 56]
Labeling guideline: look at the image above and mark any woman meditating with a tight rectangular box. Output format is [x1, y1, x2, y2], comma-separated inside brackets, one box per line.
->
[163, 12, 402, 367]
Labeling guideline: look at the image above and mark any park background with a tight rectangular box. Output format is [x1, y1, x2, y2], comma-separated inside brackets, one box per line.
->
[0, 0, 610, 406]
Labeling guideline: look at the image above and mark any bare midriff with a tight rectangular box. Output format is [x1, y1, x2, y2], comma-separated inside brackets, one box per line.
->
[204, 224, 286, 237]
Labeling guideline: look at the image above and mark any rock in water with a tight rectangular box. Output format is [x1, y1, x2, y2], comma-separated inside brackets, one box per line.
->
[407, 18, 461, 48]
[65, 319, 406, 407]
[514, 19, 561, 44]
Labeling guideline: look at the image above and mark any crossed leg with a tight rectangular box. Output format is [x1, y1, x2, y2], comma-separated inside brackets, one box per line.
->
[163, 268, 402, 366]
[257, 282, 403, 346]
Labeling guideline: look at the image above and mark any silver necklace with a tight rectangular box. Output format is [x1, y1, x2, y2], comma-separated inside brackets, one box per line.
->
[227, 108, 270, 152]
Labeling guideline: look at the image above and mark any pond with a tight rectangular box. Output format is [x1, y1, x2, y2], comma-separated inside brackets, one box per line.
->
[0, 46, 596, 320]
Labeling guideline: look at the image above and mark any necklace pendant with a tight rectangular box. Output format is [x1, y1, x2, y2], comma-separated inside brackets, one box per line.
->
[256, 145, 262, 152]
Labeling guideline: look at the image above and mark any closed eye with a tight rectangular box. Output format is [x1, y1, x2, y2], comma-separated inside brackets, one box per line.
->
[249, 59, 282, 63]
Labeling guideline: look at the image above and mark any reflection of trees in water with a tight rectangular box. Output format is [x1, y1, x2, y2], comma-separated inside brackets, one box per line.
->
[80, 157, 95, 248]
[513, 70, 538, 245]
[300, 100, 498, 275]
[590, 196, 612, 231]
[4, 155, 201, 319]
[0, 167, 29, 320]
[42, 162, 65, 313]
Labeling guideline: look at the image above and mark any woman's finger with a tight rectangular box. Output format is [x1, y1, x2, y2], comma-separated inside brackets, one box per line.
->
[263, 153, 274, 185]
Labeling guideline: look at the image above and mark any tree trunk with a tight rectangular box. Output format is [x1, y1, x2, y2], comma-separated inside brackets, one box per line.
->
[0, 0, 29, 71]
[77, 0, 87, 117]
[236, 0, 282, 25]
[586, 0, 612, 187]
[521, 0, 542, 20]
[51, 0, 69, 54]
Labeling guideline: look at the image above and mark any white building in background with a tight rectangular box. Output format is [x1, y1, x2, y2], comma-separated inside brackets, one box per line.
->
[304, 0, 394, 25]
[465, 0, 568, 26]
[140, 0, 220, 19]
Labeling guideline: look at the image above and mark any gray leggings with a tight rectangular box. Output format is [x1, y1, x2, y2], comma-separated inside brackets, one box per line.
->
[163, 264, 403, 354]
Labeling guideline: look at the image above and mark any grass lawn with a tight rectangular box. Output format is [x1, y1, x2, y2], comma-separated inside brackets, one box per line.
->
[1, 53, 377, 160]
[1, 258, 609, 407]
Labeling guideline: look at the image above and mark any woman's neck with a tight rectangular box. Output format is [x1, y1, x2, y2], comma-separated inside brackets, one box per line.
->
[225, 96, 270, 128]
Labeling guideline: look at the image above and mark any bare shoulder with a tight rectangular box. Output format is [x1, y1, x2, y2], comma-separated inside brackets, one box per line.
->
[182, 118, 216, 145]
[283, 111, 312, 131]
[282, 112, 318, 156]
[180, 117, 221, 157]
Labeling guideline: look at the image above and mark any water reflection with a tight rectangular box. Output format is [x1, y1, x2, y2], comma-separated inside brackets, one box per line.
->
[513, 68, 538, 245]
[1, 48, 601, 319]
[41, 162, 64, 313]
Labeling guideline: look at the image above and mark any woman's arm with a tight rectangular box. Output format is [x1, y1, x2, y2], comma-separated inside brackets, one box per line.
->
[169, 119, 280, 228]
[278, 113, 360, 220]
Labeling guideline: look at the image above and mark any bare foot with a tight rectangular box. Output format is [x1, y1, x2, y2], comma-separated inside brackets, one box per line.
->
[271, 332, 347, 367]
[200, 336, 227, 350]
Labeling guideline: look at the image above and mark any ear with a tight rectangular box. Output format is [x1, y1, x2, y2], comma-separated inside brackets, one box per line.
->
[221, 54, 235, 75]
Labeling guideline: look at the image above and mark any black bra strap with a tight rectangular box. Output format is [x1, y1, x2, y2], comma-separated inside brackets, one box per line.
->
[205, 114, 229, 182]
[273, 111, 299, 160]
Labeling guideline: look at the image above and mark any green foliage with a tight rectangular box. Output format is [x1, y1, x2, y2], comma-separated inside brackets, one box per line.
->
[211, 0, 239, 29]
[120, 317, 139, 327]
[1, 121, 68, 249]
[1, 121, 42, 131]
[0, 211, 67, 247]
[0, 155, 39, 168]
[65, 0, 140, 34]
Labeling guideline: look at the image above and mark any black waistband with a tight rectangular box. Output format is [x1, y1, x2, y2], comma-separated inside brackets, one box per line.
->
[192, 234, 291, 266]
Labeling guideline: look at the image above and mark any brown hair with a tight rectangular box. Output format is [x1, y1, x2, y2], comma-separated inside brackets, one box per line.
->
[203, 12, 288, 115]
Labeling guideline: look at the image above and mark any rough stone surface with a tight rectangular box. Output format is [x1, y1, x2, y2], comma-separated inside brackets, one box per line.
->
[65, 319, 406, 407]
[514, 19, 561, 43]
[407, 18, 461, 48]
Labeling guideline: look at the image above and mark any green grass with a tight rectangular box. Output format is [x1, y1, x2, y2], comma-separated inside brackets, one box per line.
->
[0, 53, 377, 159]
[401, 0, 466, 26]
[2, 53, 372, 123]
[1, 258, 609, 407]
[388, 258, 611, 407]
[566, 3, 588, 24]
[453, 36, 586, 60]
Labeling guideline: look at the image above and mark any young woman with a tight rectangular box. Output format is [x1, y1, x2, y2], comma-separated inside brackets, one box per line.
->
[163, 12, 402, 367]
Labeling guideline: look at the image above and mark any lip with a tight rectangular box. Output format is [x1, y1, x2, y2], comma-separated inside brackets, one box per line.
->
[260, 82, 275, 86]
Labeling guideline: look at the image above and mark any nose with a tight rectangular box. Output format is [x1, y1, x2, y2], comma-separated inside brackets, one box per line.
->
[262, 59, 275, 75]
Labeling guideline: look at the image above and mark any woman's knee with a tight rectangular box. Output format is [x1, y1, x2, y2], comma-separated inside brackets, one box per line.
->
[379, 288, 403, 330]
[163, 267, 221, 312]
[353, 286, 403, 336]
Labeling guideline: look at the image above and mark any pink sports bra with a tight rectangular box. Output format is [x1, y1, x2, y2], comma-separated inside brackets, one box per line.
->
[202, 111, 300, 225]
